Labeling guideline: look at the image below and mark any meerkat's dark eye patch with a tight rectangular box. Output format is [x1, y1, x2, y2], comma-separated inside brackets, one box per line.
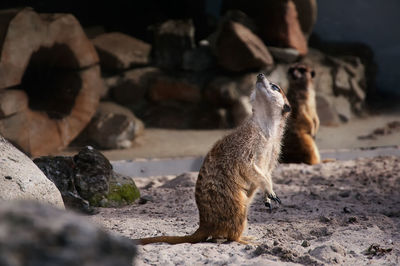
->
[311, 70, 315, 78]
[270, 83, 281, 92]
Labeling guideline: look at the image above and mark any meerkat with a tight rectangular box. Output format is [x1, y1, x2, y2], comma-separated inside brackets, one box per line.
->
[136, 73, 291, 245]
[281, 63, 321, 165]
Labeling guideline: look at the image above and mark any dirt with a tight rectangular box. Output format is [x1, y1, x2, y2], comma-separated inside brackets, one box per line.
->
[90, 156, 400, 265]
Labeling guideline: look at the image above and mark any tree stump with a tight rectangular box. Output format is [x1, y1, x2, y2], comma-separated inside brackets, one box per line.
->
[0, 8, 104, 156]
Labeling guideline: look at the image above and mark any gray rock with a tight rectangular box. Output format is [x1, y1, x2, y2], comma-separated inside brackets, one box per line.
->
[93, 32, 151, 72]
[215, 21, 274, 72]
[0, 200, 136, 266]
[34, 156, 95, 214]
[0, 135, 64, 208]
[182, 44, 216, 71]
[231, 96, 252, 126]
[153, 19, 195, 69]
[34, 146, 140, 209]
[83, 102, 144, 149]
[161, 172, 198, 188]
[268, 46, 300, 63]
[108, 67, 160, 104]
[333, 95, 352, 123]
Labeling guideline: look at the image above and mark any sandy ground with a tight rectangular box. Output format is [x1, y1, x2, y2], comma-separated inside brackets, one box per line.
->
[59, 111, 400, 161]
[90, 156, 400, 266]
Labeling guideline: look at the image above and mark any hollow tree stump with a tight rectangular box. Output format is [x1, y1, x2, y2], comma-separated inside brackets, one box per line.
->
[0, 8, 104, 156]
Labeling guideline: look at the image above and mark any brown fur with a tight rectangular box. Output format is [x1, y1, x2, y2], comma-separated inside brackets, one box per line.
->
[136, 74, 290, 245]
[281, 63, 320, 165]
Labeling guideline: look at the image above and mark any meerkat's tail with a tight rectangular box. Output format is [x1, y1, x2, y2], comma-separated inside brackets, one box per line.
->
[136, 228, 208, 245]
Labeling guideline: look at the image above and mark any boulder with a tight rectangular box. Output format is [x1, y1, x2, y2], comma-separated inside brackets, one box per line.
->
[148, 73, 202, 103]
[183, 44, 216, 71]
[268, 46, 300, 63]
[0, 135, 64, 208]
[0, 8, 104, 156]
[215, 21, 274, 72]
[231, 96, 252, 126]
[292, 0, 318, 39]
[33, 155, 94, 214]
[220, 0, 308, 55]
[92, 32, 151, 73]
[34, 146, 140, 210]
[79, 102, 144, 149]
[152, 19, 195, 69]
[0, 200, 136, 266]
[108, 67, 161, 105]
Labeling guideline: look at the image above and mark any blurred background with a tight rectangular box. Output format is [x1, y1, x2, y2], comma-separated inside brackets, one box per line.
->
[0, 0, 399, 159]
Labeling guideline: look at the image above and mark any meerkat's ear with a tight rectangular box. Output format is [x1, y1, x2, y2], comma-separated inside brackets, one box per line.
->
[311, 70, 315, 78]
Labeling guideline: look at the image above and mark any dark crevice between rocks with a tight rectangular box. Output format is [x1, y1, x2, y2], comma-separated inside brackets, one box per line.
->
[19, 44, 83, 119]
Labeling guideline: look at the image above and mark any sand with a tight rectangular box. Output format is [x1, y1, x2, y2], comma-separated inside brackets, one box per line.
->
[90, 156, 400, 265]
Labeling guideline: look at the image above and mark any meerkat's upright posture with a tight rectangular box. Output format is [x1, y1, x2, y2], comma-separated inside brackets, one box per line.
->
[137, 74, 291, 245]
[281, 63, 320, 165]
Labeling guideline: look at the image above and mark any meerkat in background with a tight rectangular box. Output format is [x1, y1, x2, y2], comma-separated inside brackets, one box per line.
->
[281, 63, 321, 165]
[136, 73, 291, 245]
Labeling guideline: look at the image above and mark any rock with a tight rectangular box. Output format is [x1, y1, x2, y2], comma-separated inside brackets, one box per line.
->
[268, 46, 300, 63]
[161, 172, 198, 188]
[231, 96, 252, 126]
[0, 200, 136, 266]
[0, 90, 28, 117]
[221, 0, 308, 55]
[309, 244, 346, 264]
[73, 146, 113, 204]
[292, 0, 318, 39]
[215, 21, 274, 72]
[80, 102, 144, 149]
[0, 8, 104, 156]
[103, 172, 140, 207]
[108, 67, 161, 104]
[333, 95, 352, 122]
[34, 156, 95, 214]
[138, 195, 154, 205]
[204, 76, 240, 107]
[268, 64, 290, 91]
[92, 32, 151, 73]
[34, 146, 140, 209]
[153, 19, 195, 69]
[334, 65, 352, 94]
[301, 240, 311, 247]
[0, 135, 64, 208]
[183, 44, 216, 71]
[148, 73, 202, 103]
[316, 94, 340, 126]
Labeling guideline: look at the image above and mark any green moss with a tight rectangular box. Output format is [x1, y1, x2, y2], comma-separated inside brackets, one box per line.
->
[106, 182, 140, 207]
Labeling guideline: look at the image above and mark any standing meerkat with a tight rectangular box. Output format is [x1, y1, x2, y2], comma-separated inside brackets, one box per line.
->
[136, 73, 291, 245]
[281, 63, 320, 165]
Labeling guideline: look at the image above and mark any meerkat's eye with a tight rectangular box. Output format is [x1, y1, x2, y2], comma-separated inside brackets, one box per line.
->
[271, 83, 281, 92]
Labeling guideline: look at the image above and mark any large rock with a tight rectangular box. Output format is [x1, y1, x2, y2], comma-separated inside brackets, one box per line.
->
[0, 200, 136, 266]
[292, 0, 318, 39]
[221, 0, 308, 55]
[92, 32, 151, 73]
[148, 73, 202, 103]
[108, 67, 161, 105]
[0, 135, 64, 208]
[79, 102, 144, 149]
[0, 8, 104, 156]
[152, 19, 195, 69]
[34, 146, 140, 211]
[215, 21, 274, 72]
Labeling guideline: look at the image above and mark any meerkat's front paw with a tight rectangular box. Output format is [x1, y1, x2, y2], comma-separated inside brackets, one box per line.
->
[264, 193, 281, 212]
